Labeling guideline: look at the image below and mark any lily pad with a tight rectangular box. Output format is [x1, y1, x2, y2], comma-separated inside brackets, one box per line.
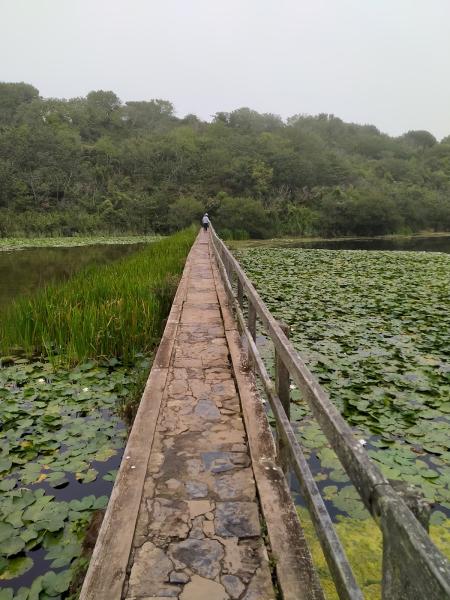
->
[42, 569, 72, 595]
[239, 246, 450, 519]
[0, 357, 142, 594]
[0, 536, 26, 557]
[0, 458, 12, 473]
[0, 556, 33, 580]
[0, 523, 15, 543]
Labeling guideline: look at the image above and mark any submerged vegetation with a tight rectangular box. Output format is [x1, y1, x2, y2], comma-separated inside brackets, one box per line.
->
[1, 229, 195, 365]
[0, 229, 195, 597]
[1, 82, 450, 239]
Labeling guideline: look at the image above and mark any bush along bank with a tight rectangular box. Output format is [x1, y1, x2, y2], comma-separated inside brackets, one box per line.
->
[0, 228, 196, 599]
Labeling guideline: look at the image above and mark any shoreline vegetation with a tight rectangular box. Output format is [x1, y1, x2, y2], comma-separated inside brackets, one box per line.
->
[0, 229, 196, 598]
[1, 82, 450, 240]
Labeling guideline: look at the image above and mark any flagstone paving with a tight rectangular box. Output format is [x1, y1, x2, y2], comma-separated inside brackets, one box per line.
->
[122, 235, 275, 600]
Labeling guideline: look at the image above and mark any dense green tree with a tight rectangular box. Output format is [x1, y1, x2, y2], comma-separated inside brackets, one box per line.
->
[402, 130, 437, 151]
[214, 108, 283, 133]
[167, 196, 204, 230]
[0, 81, 449, 238]
[215, 196, 275, 239]
[124, 99, 175, 131]
[0, 82, 39, 126]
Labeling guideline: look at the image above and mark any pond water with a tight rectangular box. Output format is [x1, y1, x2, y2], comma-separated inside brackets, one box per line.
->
[0, 243, 145, 310]
[292, 235, 450, 252]
[0, 358, 141, 596]
[0, 243, 147, 596]
[241, 234, 450, 253]
[237, 241, 450, 586]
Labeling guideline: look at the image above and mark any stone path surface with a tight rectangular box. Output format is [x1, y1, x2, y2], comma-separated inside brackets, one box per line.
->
[122, 234, 275, 600]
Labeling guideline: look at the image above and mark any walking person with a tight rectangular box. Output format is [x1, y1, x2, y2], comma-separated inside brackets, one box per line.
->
[201, 212, 210, 232]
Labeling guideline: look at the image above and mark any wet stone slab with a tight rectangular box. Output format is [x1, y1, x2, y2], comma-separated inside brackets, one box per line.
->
[186, 481, 208, 498]
[201, 451, 237, 473]
[213, 469, 257, 501]
[123, 236, 274, 600]
[214, 502, 261, 538]
[127, 542, 177, 597]
[194, 399, 221, 420]
[169, 538, 224, 578]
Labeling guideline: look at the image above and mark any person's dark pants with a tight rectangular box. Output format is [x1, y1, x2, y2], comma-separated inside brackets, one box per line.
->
[202, 223, 209, 231]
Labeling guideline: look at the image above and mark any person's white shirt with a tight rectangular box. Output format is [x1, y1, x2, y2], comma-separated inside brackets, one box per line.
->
[202, 214, 210, 224]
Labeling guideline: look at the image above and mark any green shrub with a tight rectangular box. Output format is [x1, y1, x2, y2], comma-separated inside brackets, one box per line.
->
[219, 228, 250, 240]
[215, 196, 275, 239]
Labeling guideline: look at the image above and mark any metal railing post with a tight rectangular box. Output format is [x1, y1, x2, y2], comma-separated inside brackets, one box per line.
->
[275, 321, 291, 473]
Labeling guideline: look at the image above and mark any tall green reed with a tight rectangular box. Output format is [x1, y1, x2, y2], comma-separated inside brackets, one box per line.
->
[1, 228, 196, 365]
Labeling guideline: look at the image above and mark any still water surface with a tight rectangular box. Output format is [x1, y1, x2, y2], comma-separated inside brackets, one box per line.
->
[0, 243, 145, 310]
[276, 234, 450, 253]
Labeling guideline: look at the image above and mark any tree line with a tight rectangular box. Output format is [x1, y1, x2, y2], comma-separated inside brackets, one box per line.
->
[1, 81, 449, 238]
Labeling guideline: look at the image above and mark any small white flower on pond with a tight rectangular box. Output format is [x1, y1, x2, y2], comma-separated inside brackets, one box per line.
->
[131, 465, 136, 469]
[290, 384, 296, 390]
[82, 387, 89, 392]
[37, 378, 45, 383]
[358, 439, 367, 446]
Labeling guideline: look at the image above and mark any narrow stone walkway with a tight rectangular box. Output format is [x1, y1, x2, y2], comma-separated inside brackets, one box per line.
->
[122, 235, 275, 600]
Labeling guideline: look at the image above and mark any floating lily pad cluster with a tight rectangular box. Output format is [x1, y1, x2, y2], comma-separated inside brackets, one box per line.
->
[237, 248, 450, 519]
[0, 235, 158, 252]
[0, 358, 146, 598]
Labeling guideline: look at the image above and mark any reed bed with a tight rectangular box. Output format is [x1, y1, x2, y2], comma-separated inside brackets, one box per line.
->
[1, 228, 196, 364]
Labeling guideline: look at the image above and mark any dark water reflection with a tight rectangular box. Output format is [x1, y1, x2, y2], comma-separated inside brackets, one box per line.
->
[0, 244, 145, 310]
[282, 235, 450, 253]
[10, 449, 124, 591]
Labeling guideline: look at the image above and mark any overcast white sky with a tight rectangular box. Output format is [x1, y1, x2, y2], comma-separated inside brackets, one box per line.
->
[1, 0, 449, 138]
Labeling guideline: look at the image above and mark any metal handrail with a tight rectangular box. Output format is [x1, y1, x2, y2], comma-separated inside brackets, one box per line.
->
[210, 226, 450, 600]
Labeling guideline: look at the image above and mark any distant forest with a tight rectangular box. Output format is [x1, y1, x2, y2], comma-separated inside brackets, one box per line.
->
[1, 82, 450, 238]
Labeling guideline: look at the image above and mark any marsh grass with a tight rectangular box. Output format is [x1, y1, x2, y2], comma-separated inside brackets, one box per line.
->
[1, 228, 196, 364]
